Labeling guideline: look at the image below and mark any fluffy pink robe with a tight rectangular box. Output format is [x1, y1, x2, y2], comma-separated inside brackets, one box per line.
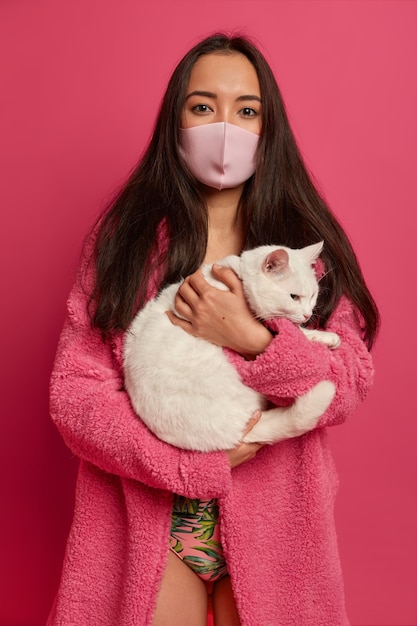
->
[48, 234, 374, 626]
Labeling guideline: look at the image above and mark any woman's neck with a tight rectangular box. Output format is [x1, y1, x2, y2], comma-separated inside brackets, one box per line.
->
[204, 186, 245, 263]
[205, 185, 243, 228]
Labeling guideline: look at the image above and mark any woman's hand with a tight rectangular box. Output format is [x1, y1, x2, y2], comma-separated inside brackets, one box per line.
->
[227, 410, 264, 468]
[166, 264, 273, 358]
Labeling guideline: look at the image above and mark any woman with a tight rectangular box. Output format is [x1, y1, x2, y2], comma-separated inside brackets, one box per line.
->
[48, 34, 379, 626]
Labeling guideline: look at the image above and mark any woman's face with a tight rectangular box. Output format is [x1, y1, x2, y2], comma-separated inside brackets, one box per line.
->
[182, 52, 262, 135]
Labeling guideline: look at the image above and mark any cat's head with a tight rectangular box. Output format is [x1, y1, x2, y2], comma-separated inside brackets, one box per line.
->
[239, 242, 323, 324]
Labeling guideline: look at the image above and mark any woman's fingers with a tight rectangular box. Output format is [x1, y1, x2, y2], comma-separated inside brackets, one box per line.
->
[241, 409, 261, 437]
[165, 310, 191, 331]
[174, 271, 211, 318]
[185, 269, 213, 295]
[227, 440, 263, 468]
[211, 264, 243, 293]
[226, 410, 263, 468]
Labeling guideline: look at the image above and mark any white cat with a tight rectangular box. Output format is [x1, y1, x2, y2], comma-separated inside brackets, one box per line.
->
[123, 242, 340, 451]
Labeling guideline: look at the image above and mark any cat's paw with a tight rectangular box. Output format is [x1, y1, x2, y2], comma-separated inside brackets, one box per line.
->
[301, 327, 341, 349]
[323, 331, 341, 349]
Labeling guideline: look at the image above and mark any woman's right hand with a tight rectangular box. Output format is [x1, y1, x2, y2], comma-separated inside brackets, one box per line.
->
[166, 266, 273, 358]
[227, 410, 264, 468]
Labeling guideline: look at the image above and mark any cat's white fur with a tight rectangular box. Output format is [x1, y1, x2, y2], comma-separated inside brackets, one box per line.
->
[123, 242, 340, 451]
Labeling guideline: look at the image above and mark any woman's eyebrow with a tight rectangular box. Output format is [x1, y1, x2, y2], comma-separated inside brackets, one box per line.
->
[185, 90, 217, 100]
[236, 95, 262, 103]
[185, 91, 262, 103]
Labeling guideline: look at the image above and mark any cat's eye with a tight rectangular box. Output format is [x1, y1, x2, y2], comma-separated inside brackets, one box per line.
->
[290, 294, 299, 301]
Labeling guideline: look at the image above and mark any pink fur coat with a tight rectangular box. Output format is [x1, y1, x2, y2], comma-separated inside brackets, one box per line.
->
[47, 232, 374, 626]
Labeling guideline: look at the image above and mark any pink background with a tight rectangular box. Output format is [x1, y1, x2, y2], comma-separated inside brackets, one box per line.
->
[1, 1, 416, 624]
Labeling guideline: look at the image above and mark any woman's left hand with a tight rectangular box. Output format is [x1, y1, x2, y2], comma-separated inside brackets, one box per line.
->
[166, 264, 273, 358]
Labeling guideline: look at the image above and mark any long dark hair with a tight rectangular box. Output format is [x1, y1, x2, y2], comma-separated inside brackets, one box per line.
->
[91, 33, 379, 348]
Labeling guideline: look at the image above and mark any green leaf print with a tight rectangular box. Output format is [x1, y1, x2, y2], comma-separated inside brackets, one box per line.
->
[192, 545, 221, 560]
[182, 555, 228, 581]
[170, 538, 183, 553]
[171, 495, 228, 581]
[195, 522, 215, 541]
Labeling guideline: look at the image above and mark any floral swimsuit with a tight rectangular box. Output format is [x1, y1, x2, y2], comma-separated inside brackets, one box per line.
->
[170, 494, 228, 582]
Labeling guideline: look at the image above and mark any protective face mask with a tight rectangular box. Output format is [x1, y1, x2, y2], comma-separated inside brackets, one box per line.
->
[180, 122, 259, 191]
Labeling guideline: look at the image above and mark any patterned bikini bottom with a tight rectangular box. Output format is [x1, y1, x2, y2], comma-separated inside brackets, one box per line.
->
[170, 494, 228, 582]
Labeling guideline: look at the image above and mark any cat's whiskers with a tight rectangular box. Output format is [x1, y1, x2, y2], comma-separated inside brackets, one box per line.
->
[317, 265, 335, 283]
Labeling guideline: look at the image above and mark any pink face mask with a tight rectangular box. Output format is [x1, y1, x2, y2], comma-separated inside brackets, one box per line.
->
[180, 122, 259, 191]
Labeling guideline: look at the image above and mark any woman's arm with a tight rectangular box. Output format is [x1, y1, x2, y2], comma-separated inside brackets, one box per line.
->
[50, 248, 233, 500]
[226, 295, 374, 427]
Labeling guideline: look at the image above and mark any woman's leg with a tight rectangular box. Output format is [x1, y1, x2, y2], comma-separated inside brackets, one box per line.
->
[151, 550, 208, 626]
[212, 576, 241, 626]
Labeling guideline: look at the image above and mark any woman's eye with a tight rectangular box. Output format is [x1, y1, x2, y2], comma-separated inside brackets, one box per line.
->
[192, 104, 212, 114]
[240, 107, 257, 117]
[290, 294, 299, 301]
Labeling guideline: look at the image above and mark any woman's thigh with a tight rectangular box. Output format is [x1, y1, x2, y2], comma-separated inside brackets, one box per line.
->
[212, 576, 241, 626]
[151, 550, 208, 626]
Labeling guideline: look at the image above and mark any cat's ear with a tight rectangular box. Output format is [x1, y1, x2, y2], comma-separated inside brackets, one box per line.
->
[263, 248, 289, 274]
[302, 241, 324, 264]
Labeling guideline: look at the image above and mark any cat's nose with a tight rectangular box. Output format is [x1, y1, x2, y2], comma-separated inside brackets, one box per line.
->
[303, 313, 310, 321]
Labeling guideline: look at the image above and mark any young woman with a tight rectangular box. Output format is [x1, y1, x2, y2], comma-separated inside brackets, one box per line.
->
[48, 34, 379, 626]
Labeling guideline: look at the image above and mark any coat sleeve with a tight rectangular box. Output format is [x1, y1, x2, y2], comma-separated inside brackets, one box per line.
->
[225, 296, 374, 428]
[49, 242, 232, 500]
